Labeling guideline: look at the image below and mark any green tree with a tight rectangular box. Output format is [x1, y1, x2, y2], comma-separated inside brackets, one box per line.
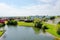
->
[27, 16, 31, 20]
[57, 22, 60, 35]
[34, 18, 42, 28]
[50, 16, 55, 23]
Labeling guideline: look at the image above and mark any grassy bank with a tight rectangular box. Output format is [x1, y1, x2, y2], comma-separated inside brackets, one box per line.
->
[0, 31, 4, 37]
[18, 21, 34, 27]
[44, 23, 60, 38]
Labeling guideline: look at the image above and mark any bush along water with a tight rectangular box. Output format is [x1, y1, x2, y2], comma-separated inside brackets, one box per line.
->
[0, 19, 5, 27]
[34, 18, 49, 33]
[57, 28, 60, 35]
[34, 18, 43, 29]
[42, 25, 49, 33]
[7, 19, 17, 26]
[0, 23, 5, 27]
[35, 22, 43, 28]
[57, 22, 60, 35]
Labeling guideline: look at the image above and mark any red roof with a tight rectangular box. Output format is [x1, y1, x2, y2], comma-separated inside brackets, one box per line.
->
[0, 19, 5, 23]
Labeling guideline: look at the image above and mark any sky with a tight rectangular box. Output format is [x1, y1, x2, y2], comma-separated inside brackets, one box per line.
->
[0, 0, 60, 17]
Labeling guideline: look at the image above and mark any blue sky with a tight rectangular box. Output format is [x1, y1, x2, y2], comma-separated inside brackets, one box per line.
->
[0, 0, 38, 8]
[0, 0, 57, 7]
[0, 0, 60, 16]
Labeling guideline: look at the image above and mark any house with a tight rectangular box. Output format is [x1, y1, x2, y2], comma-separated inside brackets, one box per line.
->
[54, 17, 60, 24]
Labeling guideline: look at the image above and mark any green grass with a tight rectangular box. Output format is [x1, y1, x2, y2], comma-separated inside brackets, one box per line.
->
[5, 21, 34, 27]
[18, 21, 34, 27]
[44, 23, 60, 38]
[0, 31, 4, 37]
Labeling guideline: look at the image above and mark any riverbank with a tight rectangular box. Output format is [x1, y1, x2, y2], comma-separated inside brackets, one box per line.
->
[0, 30, 6, 40]
[44, 22, 60, 40]
[0, 31, 3, 37]
[0, 30, 5, 37]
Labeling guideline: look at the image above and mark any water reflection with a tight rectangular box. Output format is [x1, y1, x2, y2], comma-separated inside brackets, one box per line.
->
[32, 27, 47, 34]
[32, 27, 40, 34]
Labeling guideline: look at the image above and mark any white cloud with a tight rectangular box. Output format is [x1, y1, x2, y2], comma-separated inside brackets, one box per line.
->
[37, 0, 57, 3]
[0, 1, 60, 17]
[38, 0, 53, 2]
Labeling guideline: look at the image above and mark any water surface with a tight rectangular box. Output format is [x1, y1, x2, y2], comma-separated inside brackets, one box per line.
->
[1, 26, 54, 40]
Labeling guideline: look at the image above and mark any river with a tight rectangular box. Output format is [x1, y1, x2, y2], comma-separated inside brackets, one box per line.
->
[0, 25, 55, 40]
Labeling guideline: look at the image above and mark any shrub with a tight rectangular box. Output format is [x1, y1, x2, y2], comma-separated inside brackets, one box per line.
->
[35, 22, 43, 28]
[57, 22, 60, 35]
[42, 26, 48, 33]
[43, 26, 48, 29]
[58, 22, 60, 24]
[7, 19, 17, 25]
[0, 23, 5, 27]
[24, 19, 33, 22]
[50, 16, 55, 20]
[34, 18, 42, 28]
[57, 28, 60, 35]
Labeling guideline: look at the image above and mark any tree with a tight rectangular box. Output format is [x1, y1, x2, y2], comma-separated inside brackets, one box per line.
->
[50, 16, 55, 20]
[42, 26, 48, 33]
[50, 16, 55, 23]
[57, 22, 60, 35]
[34, 18, 43, 28]
[7, 18, 17, 25]
[27, 16, 31, 20]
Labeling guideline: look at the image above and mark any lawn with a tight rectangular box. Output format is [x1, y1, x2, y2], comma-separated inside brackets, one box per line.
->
[18, 21, 34, 27]
[0, 31, 4, 37]
[44, 23, 60, 38]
